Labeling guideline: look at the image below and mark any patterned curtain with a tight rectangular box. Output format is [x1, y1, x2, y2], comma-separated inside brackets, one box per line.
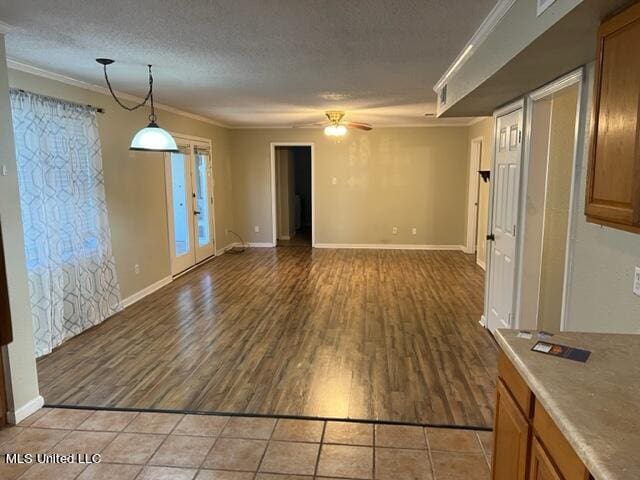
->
[10, 89, 122, 357]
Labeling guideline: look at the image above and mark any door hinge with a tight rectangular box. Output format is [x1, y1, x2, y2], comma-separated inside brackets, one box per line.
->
[518, 130, 522, 144]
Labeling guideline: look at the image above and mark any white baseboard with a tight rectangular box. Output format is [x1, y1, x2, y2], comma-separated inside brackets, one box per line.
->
[121, 275, 173, 309]
[215, 242, 238, 255]
[8, 395, 44, 425]
[246, 242, 275, 248]
[476, 258, 486, 270]
[313, 243, 465, 251]
[479, 315, 487, 328]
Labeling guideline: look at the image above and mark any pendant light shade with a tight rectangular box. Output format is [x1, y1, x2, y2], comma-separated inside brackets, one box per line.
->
[96, 58, 179, 154]
[130, 122, 179, 152]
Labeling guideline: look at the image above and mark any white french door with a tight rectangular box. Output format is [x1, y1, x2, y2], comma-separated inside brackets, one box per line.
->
[487, 108, 523, 331]
[165, 139, 215, 276]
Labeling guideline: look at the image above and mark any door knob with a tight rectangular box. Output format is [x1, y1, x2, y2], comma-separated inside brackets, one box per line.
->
[486, 234, 495, 241]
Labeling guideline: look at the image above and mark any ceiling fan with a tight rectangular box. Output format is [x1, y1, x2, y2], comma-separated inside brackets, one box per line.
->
[297, 111, 373, 136]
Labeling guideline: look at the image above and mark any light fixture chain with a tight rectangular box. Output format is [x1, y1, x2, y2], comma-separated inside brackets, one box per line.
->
[102, 63, 153, 112]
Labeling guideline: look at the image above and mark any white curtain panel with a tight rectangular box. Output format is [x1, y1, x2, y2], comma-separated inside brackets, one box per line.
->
[10, 89, 122, 357]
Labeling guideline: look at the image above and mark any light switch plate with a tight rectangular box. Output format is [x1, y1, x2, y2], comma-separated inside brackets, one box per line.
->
[634, 266, 640, 297]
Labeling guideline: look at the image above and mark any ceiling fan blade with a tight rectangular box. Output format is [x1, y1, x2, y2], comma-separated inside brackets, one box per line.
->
[293, 121, 329, 128]
[345, 122, 373, 131]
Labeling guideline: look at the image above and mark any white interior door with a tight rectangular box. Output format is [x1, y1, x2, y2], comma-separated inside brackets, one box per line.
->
[165, 141, 215, 276]
[487, 108, 523, 331]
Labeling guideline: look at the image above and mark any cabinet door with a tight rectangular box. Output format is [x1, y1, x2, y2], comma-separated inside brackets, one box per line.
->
[585, 2, 640, 232]
[492, 379, 531, 480]
[530, 437, 564, 480]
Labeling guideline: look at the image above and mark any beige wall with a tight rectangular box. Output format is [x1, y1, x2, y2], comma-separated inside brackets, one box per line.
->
[566, 64, 640, 333]
[468, 118, 494, 267]
[0, 37, 40, 419]
[7, 69, 236, 299]
[230, 127, 470, 246]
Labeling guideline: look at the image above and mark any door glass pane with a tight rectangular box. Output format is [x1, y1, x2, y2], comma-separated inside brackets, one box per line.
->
[194, 153, 211, 247]
[170, 153, 190, 256]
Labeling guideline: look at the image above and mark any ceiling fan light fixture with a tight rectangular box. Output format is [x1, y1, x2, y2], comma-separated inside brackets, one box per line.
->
[130, 122, 179, 152]
[324, 124, 347, 136]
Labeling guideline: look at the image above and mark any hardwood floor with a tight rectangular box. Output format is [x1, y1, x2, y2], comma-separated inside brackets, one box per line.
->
[37, 248, 498, 428]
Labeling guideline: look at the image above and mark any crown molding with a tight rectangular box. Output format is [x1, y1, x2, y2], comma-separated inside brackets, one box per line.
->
[6, 58, 229, 128]
[230, 120, 481, 129]
[434, 0, 516, 92]
[6, 58, 486, 130]
[0, 21, 13, 35]
[466, 116, 491, 126]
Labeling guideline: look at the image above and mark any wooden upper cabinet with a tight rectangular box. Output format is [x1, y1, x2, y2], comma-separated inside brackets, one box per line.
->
[586, 2, 640, 232]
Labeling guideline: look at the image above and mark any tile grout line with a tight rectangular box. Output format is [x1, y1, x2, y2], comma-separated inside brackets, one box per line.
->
[253, 417, 277, 477]
[312, 420, 327, 478]
[475, 431, 492, 469]
[424, 427, 438, 480]
[372, 424, 376, 480]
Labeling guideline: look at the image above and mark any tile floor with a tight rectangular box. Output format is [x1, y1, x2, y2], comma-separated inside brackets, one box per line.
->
[0, 408, 492, 479]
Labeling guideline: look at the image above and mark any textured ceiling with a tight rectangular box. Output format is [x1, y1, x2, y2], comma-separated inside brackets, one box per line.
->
[0, 0, 497, 127]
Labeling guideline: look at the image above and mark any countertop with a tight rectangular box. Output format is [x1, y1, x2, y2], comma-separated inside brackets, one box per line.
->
[495, 329, 640, 480]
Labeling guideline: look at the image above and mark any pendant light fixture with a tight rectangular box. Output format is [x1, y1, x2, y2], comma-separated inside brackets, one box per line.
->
[96, 58, 178, 153]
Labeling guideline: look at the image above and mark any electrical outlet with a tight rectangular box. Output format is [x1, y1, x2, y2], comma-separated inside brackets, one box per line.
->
[254, 225, 260, 233]
[634, 266, 640, 296]
[412, 227, 417, 235]
[1, 165, 7, 176]
[134, 264, 140, 275]
[392, 226, 398, 235]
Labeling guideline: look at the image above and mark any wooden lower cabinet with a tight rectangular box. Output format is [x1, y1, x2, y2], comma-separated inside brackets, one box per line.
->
[492, 353, 591, 480]
[492, 380, 530, 480]
[530, 437, 563, 480]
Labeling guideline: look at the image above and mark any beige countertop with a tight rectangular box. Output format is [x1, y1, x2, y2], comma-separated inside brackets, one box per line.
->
[495, 329, 640, 480]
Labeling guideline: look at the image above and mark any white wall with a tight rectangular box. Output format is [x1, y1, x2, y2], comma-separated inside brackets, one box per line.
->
[565, 64, 640, 333]
[0, 35, 41, 422]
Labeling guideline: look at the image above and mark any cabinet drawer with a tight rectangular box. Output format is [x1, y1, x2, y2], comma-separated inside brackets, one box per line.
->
[533, 399, 590, 480]
[498, 353, 533, 418]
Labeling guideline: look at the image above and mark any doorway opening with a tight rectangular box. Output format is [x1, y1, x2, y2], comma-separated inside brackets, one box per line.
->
[271, 144, 313, 247]
[466, 137, 483, 263]
[518, 81, 580, 332]
[165, 135, 216, 276]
